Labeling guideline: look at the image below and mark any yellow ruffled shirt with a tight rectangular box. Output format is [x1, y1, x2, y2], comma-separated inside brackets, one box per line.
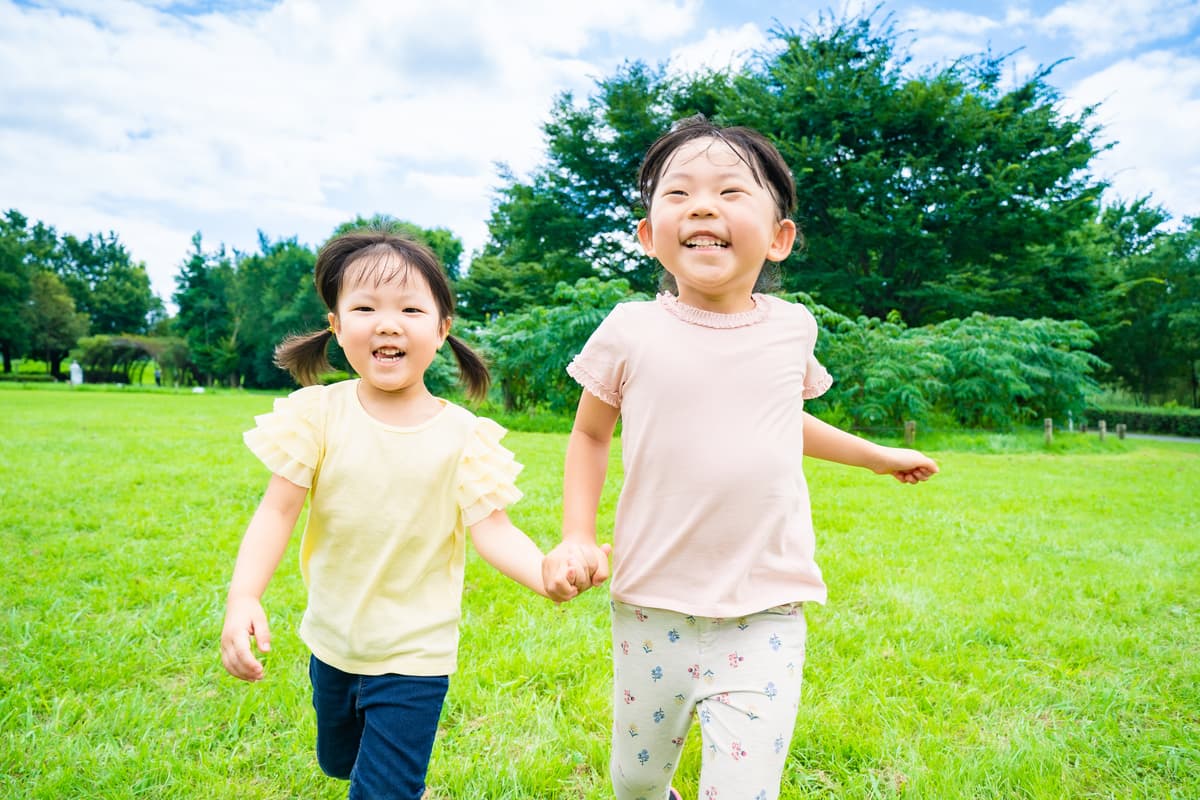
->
[243, 380, 522, 676]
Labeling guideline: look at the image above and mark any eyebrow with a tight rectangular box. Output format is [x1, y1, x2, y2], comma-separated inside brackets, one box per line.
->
[659, 168, 757, 185]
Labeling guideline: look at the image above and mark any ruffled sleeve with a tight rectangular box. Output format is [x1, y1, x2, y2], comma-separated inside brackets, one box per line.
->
[566, 304, 627, 408]
[793, 300, 834, 400]
[243, 385, 324, 488]
[456, 417, 523, 527]
[803, 354, 834, 400]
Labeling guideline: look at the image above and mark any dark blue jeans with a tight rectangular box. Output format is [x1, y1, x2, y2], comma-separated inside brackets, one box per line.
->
[309, 655, 449, 800]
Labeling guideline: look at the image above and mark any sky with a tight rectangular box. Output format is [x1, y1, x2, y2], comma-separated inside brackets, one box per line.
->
[2, 0, 1198, 306]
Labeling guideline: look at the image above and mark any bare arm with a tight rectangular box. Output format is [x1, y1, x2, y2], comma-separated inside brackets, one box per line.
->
[469, 508, 558, 599]
[562, 391, 620, 545]
[803, 411, 939, 483]
[544, 391, 619, 596]
[220, 473, 308, 681]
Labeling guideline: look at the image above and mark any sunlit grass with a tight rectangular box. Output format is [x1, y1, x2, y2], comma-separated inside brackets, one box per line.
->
[1, 387, 1196, 798]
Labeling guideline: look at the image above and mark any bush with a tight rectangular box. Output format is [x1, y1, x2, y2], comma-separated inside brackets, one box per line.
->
[0, 373, 55, 383]
[1096, 405, 1200, 437]
[788, 293, 1106, 431]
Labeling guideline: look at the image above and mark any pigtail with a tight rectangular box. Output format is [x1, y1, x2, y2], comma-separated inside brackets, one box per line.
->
[275, 328, 336, 387]
[446, 334, 490, 402]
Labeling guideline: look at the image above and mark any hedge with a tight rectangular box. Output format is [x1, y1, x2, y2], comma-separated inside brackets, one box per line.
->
[0, 373, 55, 383]
[1096, 405, 1200, 437]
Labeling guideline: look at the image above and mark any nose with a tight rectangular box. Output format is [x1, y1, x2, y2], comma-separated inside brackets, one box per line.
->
[687, 193, 717, 218]
[375, 314, 403, 335]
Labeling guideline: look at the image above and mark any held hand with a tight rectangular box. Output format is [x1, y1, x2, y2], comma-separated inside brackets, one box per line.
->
[220, 596, 271, 682]
[542, 541, 612, 602]
[576, 542, 613, 590]
[875, 446, 939, 484]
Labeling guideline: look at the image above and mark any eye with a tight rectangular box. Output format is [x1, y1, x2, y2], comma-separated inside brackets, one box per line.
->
[351, 305, 373, 312]
[403, 307, 424, 314]
[721, 187, 747, 196]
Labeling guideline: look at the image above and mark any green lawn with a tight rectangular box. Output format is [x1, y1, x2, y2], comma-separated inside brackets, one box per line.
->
[1, 387, 1197, 799]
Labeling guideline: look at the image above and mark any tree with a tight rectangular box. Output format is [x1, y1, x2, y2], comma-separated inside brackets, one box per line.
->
[22, 271, 88, 377]
[0, 210, 56, 372]
[470, 62, 705, 314]
[477, 13, 1111, 327]
[717, 14, 1107, 323]
[478, 278, 647, 411]
[54, 232, 161, 334]
[172, 234, 237, 386]
[232, 233, 322, 389]
[1099, 214, 1200, 405]
[332, 214, 465, 280]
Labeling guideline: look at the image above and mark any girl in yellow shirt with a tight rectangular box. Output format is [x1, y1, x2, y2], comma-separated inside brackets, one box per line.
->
[219, 229, 588, 800]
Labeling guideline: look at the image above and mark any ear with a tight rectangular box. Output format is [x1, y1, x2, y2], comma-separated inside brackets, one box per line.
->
[439, 316, 452, 345]
[327, 311, 340, 339]
[636, 218, 656, 257]
[766, 218, 797, 263]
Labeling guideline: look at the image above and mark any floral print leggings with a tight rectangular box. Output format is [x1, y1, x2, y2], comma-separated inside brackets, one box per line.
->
[609, 600, 807, 800]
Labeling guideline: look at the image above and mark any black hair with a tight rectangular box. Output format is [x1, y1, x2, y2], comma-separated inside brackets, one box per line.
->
[275, 229, 490, 401]
[637, 114, 802, 293]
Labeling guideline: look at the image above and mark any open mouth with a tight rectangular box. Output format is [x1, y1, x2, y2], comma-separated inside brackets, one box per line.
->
[684, 236, 728, 248]
[374, 346, 406, 362]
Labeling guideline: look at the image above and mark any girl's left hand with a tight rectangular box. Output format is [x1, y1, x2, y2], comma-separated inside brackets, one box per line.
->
[877, 447, 939, 484]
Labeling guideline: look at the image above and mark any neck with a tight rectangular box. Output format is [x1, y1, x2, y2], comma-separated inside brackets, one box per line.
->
[674, 286, 756, 314]
[355, 381, 442, 426]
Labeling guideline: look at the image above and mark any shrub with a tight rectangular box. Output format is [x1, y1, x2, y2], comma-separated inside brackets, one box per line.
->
[1096, 405, 1200, 437]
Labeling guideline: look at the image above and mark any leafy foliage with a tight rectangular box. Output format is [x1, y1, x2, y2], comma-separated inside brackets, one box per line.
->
[793, 293, 1105, 430]
[73, 334, 190, 385]
[479, 278, 647, 411]
[23, 271, 89, 377]
[54, 232, 162, 335]
[0, 210, 57, 371]
[230, 233, 324, 390]
[172, 234, 238, 386]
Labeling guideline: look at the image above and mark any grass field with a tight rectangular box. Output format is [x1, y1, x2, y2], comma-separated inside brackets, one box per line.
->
[1, 385, 1197, 799]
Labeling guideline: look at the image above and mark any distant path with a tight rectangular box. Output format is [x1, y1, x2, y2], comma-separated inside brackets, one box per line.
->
[1124, 432, 1200, 444]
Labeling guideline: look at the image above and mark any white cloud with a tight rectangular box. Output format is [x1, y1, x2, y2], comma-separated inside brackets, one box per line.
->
[1038, 0, 1200, 59]
[666, 22, 770, 75]
[902, 7, 1001, 37]
[1063, 49, 1200, 218]
[3, 0, 1197, 313]
[0, 0, 702, 302]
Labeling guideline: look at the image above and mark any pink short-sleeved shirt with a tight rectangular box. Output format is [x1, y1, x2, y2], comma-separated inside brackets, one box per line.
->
[567, 292, 833, 617]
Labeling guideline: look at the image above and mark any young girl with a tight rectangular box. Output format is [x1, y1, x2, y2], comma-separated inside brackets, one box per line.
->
[219, 230, 584, 800]
[545, 117, 939, 800]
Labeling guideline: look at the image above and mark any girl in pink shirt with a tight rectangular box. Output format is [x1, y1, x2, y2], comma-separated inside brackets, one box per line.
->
[544, 116, 938, 800]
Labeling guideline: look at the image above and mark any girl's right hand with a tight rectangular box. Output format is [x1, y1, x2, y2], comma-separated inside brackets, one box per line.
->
[220, 596, 271, 682]
[543, 541, 612, 601]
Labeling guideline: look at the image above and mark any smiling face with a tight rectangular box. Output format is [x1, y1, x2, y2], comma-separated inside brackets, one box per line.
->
[328, 252, 451, 407]
[637, 136, 796, 313]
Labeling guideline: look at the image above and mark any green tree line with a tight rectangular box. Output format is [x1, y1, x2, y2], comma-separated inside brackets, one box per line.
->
[2, 14, 1197, 420]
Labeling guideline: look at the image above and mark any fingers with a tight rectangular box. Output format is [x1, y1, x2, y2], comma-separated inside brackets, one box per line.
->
[541, 548, 581, 602]
[590, 543, 613, 586]
[543, 541, 613, 601]
[220, 602, 269, 682]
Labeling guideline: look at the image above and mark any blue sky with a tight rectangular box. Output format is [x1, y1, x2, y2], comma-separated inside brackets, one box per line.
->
[2, 0, 1198, 305]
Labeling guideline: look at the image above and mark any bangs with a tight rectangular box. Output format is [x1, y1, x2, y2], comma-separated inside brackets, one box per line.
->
[342, 245, 418, 289]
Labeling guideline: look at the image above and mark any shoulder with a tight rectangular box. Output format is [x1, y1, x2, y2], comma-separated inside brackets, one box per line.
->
[269, 382, 330, 418]
[606, 298, 662, 324]
[439, 401, 505, 439]
[763, 294, 819, 331]
[580, 299, 655, 349]
[439, 400, 478, 427]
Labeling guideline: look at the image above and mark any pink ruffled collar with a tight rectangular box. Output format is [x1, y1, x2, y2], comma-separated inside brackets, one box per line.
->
[656, 292, 770, 329]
